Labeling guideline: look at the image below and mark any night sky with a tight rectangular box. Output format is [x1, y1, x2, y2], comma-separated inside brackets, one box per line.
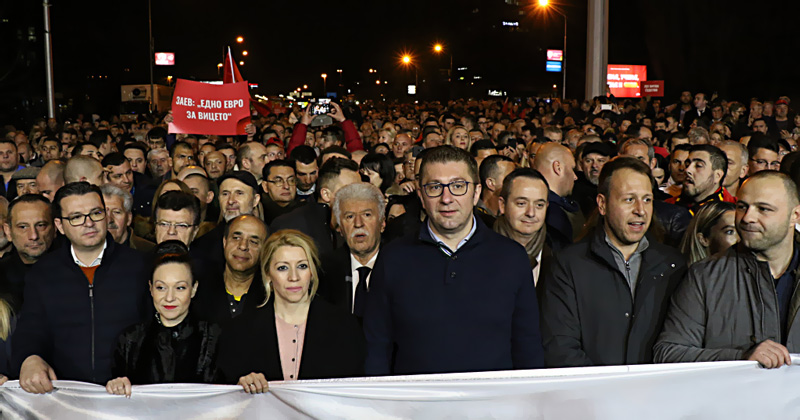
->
[2, 0, 800, 123]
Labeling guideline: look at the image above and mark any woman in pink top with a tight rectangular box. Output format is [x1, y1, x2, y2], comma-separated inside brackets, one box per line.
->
[216, 229, 365, 394]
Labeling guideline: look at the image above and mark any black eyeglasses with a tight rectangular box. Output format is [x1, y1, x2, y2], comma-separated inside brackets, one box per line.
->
[61, 209, 106, 226]
[422, 181, 472, 197]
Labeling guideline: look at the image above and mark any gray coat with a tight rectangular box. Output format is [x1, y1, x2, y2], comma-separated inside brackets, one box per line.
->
[654, 242, 800, 363]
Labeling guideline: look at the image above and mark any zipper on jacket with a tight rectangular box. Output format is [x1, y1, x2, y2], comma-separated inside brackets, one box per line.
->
[89, 283, 96, 382]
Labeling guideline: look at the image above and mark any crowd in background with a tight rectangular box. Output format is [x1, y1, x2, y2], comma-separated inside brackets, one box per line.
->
[0, 89, 799, 397]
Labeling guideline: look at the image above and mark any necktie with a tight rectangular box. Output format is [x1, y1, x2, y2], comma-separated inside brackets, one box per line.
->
[353, 266, 371, 317]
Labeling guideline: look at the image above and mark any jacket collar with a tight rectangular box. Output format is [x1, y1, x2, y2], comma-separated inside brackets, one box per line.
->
[418, 214, 487, 253]
[589, 222, 667, 276]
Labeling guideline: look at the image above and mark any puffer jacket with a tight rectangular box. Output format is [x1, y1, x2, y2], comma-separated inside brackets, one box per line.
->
[654, 240, 800, 363]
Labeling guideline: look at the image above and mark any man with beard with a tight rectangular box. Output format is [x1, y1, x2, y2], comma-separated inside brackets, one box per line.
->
[0, 195, 57, 310]
[319, 183, 385, 316]
[100, 184, 154, 252]
[655, 171, 800, 368]
[540, 157, 686, 367]
[191, 215, 267, 324]
[667, 145, 735, 215]
[168, 142, 195, 180]
[573, 142, 613, 217]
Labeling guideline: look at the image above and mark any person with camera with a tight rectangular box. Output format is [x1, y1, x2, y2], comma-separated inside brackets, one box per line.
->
[286, 101, 364, 155]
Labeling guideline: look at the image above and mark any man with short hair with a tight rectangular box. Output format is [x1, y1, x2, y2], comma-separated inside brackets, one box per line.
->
[320, 183, 385, 316]
[655, 171, 800, 368]
[271, 158, 361, 256]
[147, 148, 171, 181]
[203, 151, 226, 181]
[747, 135, 781, 175]
[192, 215, 267, 324]
[13, 182, 149, 392]
[169, 141, 195, 179]
[719, 140, 749, 197]
[0, 194, 57, 310]
[543, 126, 563, 143]
[73, 142, 102, 161]
[666, 145, 735, 215]
[99, 184, 154, 252]
[178, 167, 216, 225]
[0, 140, 21, 197]
[477, 155, 515, 221]
[64, 155, 104, 186]
[391, 133, 412, 161]
[196, 143, 216, 167]
[121, 142, 147, 174]
[618, 138, 657, 169]
[540, 157, 686, 367]
[153, 191, 202, 246]
[470, 139, 498, 168]
[533, 143, 580, 250]
[146, 127, 167, 150]
[663, 143, 692, 197]
[364, 146, 544, 375]
[260, 160, 302, 225]
[237, 141, 269, 182]
[422, 131, 443, 149]
[752, 118, 769, 135]
[290, 145, 319, 201]
[216, 143, 237, 173]
[39, 138, 61, 163]
[88, 130, 114, 157]
[35, 160, 65, 202]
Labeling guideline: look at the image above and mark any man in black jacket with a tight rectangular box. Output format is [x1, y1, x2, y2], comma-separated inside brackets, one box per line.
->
[539, 157, 686, 367]
[12, 182, 149, 393]
[0, 194, 57, 310]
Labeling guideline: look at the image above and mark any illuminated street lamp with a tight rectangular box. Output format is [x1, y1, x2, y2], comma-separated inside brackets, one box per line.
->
[236, 36, 244, 43]
[432, 42, 454, 81]
[321, 73, 328, 93]
[400, 54, 418, 89]
[303, 85, 308, 89]
[537, 0, 567, 99]
[433, 43, 442, 53]
[239, 61, 245, 66]
[242, 50, 248, 56]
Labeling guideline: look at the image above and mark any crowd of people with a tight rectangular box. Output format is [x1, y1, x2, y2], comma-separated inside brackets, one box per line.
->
[1, 90, 799, 398]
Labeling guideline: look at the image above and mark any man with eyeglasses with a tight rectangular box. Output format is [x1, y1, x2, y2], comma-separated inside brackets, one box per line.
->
[12, 181, 149, 393]
[747, 134, 781, 176]
[364, 146, 544, 376]
[260, 160, 302, 225]
[153, 190, 201, 246]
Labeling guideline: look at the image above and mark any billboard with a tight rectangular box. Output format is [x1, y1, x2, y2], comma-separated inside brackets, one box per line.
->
[607, 65, 647, 97]
[547, 49, 563, 61]
[155, 52, 175, 66]
[546, 61, 562, 73]
[641, 80, 664, 97]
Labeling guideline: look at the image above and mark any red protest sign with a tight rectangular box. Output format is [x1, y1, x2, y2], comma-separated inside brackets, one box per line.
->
[168, 79, 251, 135]
[641, 80, 665, 97]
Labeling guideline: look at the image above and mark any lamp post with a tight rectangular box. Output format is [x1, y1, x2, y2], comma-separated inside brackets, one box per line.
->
[148, 0, 155, 113]
[538, 0, 567, 100]
[321, 73, 328, 95]
[432, 43, 453, 81]
[401, 55, 418, 90]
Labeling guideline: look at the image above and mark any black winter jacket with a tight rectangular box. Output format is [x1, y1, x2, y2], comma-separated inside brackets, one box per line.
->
[539, 226, 686, 367]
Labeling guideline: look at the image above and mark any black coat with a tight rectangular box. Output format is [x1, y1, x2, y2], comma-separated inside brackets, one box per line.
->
[538, 226, 686, 368]
[111, 315, 220, 384]
[191, 268, 266, 325]
[0, 249, 32, 312]
[216, 296, 365, 382]
[653, 200, 691, 247]
[11, 235, 150, 383]
[132, 172, 158, 217]
[318, 245, 355, 313]
[270, 202, 337, 256]
[189, 222, 226, 275]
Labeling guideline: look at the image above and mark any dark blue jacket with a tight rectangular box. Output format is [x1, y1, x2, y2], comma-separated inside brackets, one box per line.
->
[545, 190, 581, 250]
[11, 235, 150, 383]
[363, 217, 544, 376]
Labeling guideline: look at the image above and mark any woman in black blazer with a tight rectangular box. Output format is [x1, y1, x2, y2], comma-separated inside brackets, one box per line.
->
[216, 230, 365, 393]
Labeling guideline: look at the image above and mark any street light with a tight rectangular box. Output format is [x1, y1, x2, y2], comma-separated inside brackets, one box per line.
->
[321, 73, 328, 93]
[239, 61, 245, 66]
[432, 42, 454, 82]
[303, 85, 308, 89]
[537, 0, 567, 100]
[400, 54, 418, 92]
[242, 50, 248, 56]
[236, 36, 244, 43]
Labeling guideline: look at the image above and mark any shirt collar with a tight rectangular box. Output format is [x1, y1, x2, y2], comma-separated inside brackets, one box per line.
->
[350, 249, 379, 271]
[71, 239, 108, 268]
[604, 230, 649, 261]
[426, 215, 477, 255]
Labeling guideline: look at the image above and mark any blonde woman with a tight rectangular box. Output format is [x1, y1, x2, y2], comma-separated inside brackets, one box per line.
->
[679, 201, 738, 265]
[445, 125, 471, 150]
[216, 230, 365, 393]
[0, 297, 12, 384]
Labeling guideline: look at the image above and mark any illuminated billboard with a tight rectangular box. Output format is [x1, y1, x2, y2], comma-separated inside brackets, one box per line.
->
[547, 49, 563, 61]
[546, 61, 562, 73]
[607, 65, 647, 97]
[155, 52, 175, 66]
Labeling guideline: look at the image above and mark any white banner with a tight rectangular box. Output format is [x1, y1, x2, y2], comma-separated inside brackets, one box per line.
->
[2, 358, 800, 419]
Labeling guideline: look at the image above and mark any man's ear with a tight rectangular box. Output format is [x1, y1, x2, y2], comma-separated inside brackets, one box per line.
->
[552, 160, 562, 177]
[2, 223, 10, 240]
[54, 217, 65, 235]
[319, 187, 332, 204]
[205, 191, 215, 205]
[498, 196, 506, 215]
[596, 193, 608, 216]
[486, 178, 497, 193]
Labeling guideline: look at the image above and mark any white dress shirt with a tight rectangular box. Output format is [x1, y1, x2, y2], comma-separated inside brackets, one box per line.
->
[350, 250, 379, 312]
[70, 240, 108, 268]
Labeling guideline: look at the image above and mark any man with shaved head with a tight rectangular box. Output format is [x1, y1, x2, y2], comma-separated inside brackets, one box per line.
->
[533, 143, 581, 249]
[36, 160, 65, 202]
[64, 155, 104, 186]
[656, 171, 800, 368]
[203, 151, 226, 181]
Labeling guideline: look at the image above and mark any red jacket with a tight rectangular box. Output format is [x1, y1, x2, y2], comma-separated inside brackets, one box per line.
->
[287, 120, 364, 155]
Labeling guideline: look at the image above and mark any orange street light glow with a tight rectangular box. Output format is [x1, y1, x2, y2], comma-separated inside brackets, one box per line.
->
[236, 36, 244, 43]
[242, 51, 248, 56]
[434, 44, 443, 53]
[402, 55, 411, 64]
[538, 0, 549, 6]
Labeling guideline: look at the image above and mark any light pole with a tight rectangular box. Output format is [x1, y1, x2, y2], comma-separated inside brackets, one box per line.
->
[433, 43, 453, 81]
[321, 73, 328, 95]
[538, 0, 567, 100]
[401, 55, 417, 90]
[148, 0, 155, 113]
[43, 0, 56, 118]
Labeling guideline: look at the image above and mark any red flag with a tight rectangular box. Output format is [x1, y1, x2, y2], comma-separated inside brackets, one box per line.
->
[223, 47, 244, 84]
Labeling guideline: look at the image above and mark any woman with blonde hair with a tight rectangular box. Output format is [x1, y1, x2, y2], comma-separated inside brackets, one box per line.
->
[679, 201, 738, 265]
[216, 230, 365, 393]
[445, 125, 471, 150]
